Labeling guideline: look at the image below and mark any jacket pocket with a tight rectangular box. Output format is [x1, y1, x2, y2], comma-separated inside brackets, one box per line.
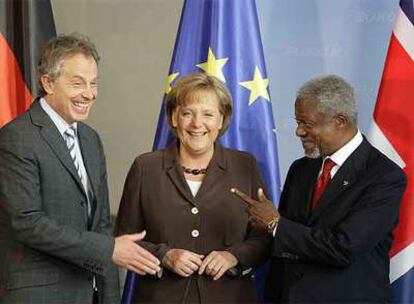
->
[7, 266, 60, 290]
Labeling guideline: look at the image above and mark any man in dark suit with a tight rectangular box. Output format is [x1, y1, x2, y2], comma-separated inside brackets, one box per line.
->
[232, 75, 407, 303]
[0, 34, 160, 303]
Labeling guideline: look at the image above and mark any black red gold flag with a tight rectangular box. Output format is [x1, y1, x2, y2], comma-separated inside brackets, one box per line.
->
[0, 0, 56, 127]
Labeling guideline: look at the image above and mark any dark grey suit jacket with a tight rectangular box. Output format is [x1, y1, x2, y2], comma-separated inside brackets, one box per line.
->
[115, 142, 270, 303]
[265, 138, 407, 303]
[0, 100, 119, 303]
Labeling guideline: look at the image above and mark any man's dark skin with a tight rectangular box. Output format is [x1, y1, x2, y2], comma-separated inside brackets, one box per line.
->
[230, 187, 277, 231]
[230, 76, 407, 303]
[231, 96, 357, 231]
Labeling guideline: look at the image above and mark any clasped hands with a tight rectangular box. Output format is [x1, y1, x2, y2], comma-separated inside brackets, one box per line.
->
[231, 187, 279, 233]
[163, 249, 238, 280]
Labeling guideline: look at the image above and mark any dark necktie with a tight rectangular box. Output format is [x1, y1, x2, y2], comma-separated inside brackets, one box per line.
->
[311, 158, 336, 209]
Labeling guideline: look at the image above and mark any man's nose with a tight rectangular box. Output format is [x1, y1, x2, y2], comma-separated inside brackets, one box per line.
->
[82, 85, 97, 100]
[295, 125, 306, 137]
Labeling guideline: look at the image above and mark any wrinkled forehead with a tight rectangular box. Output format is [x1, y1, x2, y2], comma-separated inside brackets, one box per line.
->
[58, 53, 98, 77]
[295, 97, 337, 124]
[295, 97, 322, 119]
[295, 97, 317, 111]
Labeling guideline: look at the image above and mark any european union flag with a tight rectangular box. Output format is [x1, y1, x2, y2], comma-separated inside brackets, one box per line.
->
[122, 0, 281, 302]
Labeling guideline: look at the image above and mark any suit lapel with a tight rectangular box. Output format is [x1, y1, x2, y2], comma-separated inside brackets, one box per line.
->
[77, 124, 99, 197]
[309, 139, 371, 224]
[299, 158, 321, 221]
[164, 142, 197, 205]
[77, 124, 101, 228]
[30, 101, 85, 195]
[309, 163, 356, 223]
[195, 143, 226, 200]
[162, 142, 226, 205]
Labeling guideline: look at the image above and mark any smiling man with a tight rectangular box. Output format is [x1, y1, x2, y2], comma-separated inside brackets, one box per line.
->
[0, 35, 160, 304]
[232, 75, 407, 303]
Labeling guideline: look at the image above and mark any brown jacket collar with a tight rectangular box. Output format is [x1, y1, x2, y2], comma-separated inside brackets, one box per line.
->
[162, 141, 227, 204]
[162, 141, 227, 172]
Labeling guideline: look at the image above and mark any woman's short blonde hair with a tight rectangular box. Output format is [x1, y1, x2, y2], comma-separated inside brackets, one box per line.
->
[165, 72, 233, 137]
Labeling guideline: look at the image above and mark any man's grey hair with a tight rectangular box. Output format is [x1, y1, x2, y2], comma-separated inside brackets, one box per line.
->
[297, 75, 358, 125]
[37, 34, 100, 96]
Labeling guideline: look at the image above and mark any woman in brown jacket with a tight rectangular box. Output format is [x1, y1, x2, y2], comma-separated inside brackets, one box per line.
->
[115, 72, 269, 303]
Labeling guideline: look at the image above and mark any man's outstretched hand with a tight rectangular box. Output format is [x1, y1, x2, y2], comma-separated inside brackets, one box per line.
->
[112, 231, 161, 275]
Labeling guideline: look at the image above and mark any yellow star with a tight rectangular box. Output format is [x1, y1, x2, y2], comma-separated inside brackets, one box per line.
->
[164, 72, 179, 94]
[239, 66, 270, 105]
[196, 48, 229, 82]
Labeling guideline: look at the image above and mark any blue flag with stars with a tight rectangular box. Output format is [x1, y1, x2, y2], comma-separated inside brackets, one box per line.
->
[122, 0, 281, 302]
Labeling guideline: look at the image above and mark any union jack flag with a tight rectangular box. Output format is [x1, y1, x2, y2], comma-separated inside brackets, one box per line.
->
[368, 0, 414, 302]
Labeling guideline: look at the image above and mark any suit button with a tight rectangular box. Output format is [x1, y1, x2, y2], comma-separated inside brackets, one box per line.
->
[191, 207, 199, 214]
[295, 272, 303, 279]
[292, 254, 299, 260]
[191, 229, 199, 237]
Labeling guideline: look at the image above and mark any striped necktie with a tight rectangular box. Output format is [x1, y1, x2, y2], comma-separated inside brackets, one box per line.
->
[64, 126, 83, 180]
[64, 126, 95, 225]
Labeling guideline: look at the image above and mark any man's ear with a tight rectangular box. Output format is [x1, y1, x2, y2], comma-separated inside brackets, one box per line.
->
[334, 113, 349, 128]
[40, 75, 55, 95]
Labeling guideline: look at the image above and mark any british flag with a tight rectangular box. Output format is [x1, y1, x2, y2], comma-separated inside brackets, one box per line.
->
[368, 0, 414, 302]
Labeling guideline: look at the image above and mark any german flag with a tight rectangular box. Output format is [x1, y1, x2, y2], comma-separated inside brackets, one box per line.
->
[0, 0, 56, 127]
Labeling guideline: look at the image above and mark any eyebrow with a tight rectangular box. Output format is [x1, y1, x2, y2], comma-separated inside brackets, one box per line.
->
[69, 75, 99, 82]
[295, 118, 315, 124]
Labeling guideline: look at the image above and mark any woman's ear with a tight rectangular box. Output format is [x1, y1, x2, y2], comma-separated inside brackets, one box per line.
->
[171, 109, 179, 128]
[218, 114, 224, 130]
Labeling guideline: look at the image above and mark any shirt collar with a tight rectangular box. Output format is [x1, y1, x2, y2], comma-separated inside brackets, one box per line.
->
[328, 130, 363, 167]
[40, 98, 77, 137]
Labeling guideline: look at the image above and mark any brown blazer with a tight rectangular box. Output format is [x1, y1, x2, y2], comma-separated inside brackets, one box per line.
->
[115, 142, 270, 303]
